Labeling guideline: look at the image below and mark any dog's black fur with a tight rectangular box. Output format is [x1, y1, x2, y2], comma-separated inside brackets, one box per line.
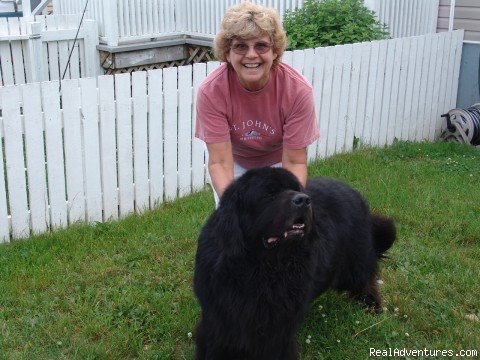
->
[194, 167, 396, 360]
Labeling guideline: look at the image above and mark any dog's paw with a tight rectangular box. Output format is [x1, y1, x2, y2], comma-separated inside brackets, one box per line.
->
[355, 293, 382, 314]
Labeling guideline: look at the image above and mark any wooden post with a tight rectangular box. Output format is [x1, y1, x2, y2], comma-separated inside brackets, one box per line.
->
[26, 21, 45, 83]
[22, 1, 32, 17]
[83, 19, 102, 77]
[102, 0, 119, 47]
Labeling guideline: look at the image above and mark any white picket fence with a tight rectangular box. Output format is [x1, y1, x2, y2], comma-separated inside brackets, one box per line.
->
[52, 0, 439, 46]
[0, 30, 464, 242]
[0, 15, 102, 87]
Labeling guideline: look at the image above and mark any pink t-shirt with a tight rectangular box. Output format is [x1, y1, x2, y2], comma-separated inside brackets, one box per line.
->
[195, 62, 319, 169]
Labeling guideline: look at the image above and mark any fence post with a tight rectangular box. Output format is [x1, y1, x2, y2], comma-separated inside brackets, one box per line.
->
[102, 0, 119, 46]
[26, 22, 45, 83]
[83, 19, 102, 77]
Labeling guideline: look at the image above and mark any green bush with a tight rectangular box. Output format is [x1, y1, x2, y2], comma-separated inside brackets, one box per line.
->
[283, 0, 389, 50]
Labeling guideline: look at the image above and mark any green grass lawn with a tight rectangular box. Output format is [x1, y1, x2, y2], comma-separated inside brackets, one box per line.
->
[0, 141, 479, 359]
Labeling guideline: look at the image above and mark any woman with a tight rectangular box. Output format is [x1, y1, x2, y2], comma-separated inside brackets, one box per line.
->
[195, 2, 319, 206]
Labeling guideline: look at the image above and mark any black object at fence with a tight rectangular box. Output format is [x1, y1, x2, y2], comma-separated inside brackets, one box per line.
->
[441, 104, 480, 146]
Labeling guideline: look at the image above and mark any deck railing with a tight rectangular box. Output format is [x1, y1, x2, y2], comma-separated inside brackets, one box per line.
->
[52, 0, 439, 46]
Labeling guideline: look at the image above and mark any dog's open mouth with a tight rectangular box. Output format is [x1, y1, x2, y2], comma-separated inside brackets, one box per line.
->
[262, 223, 306, 249]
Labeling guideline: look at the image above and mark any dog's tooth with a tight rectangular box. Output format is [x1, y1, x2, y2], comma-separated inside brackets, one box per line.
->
[268, 237, 278, 244]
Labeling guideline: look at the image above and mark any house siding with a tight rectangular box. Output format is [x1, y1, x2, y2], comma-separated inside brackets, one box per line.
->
[438, 0, 480, 42]
[437, 0, 452, 33]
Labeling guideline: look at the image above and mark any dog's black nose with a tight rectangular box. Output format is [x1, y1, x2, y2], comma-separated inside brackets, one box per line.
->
[292, 193, 311, 208]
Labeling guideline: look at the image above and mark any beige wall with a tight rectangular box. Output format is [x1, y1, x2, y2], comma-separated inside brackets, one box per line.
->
[437, 0, 452, 33]
[437, 0, 480, 42]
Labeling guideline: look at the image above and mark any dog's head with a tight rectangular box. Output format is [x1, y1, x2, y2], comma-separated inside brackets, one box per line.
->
[214, 167, 313, 257]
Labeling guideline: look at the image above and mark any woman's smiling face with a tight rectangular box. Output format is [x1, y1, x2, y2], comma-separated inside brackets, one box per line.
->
[226, 35, 278, 92]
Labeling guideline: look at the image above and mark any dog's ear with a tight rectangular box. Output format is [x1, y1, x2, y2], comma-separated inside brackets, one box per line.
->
[213, 185, 245, 258]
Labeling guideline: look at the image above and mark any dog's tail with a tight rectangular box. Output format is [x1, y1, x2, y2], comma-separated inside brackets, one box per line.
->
[371, 214, 396, 257]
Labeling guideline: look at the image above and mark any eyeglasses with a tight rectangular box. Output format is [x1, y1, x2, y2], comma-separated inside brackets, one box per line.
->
[230, 41, 273, 55]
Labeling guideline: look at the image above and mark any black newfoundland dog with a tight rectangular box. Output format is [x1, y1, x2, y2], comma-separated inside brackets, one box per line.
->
[194, 167, 396, 360]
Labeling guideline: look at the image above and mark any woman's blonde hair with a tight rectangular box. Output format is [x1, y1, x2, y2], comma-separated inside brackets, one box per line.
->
[214, 2, 287, 67]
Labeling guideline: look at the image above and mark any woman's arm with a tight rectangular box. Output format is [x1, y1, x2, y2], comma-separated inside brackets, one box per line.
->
[282, 147, 308, 188]
[207, 141, 235, 199]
